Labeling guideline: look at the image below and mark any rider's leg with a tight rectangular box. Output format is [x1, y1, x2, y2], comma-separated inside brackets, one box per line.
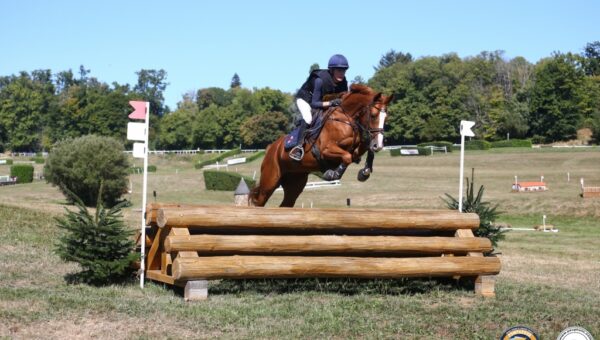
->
[289, 99, 313, 161]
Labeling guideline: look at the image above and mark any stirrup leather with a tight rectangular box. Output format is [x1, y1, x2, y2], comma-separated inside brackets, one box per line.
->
[289, 145, 304, 161]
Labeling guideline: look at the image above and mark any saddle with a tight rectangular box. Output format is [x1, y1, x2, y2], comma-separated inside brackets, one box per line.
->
[283, 110, 327, 151]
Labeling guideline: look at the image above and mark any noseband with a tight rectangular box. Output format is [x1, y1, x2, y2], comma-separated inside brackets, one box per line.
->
[329, 102, 386, 148]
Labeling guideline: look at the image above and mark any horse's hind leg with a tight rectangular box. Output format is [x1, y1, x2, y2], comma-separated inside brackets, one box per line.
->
[279, 173, 309, 207]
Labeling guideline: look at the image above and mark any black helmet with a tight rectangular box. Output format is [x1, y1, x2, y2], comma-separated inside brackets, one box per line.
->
[328, 54, 349, 69]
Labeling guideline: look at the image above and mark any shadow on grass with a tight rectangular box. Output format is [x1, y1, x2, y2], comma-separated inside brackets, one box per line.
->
[201, 277, 477, 296]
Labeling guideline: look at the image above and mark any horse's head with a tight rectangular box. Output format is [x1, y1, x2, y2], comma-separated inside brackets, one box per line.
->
[365, 92, 393, 152]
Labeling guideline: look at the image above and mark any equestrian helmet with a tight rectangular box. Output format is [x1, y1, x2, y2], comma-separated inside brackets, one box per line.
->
[328, 54, 349, 69]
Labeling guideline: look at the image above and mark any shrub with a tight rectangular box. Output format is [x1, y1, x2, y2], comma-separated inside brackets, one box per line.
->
[464, 140, 491, 150]
[204, 170, 256, 190]
[195, 148, 242, 169]
[442, 168, 506, 250]
[417, 141, 454, 152]
[44, 135, 130, 207]
[0, 158, 13, 165]
[10, 164, 34, 183]
[490, 139, 532, 148]
[55, 188, 137, 285]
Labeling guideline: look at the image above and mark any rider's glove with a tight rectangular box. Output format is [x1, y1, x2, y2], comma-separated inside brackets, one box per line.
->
[329, 99, 341, 107]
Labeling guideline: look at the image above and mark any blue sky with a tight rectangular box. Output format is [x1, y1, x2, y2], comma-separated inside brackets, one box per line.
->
[1, 0, 598, 109]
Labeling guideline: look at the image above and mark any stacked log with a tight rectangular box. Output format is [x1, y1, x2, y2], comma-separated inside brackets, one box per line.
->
[142, 203, 500, 297]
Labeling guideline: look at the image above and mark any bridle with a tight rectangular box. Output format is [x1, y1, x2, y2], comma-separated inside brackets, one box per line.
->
[329, 102, 386, 148]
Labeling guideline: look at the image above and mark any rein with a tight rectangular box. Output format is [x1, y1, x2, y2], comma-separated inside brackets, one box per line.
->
[328, 103, 385, 150]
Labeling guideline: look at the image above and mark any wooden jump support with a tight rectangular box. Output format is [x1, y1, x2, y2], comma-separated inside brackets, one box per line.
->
[140, 203, 501, 300]
[582, 186, 600, 198]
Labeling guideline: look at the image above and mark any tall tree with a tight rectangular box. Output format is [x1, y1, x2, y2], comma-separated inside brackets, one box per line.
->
[582, 41, 600, 76]
[374, 49, 413, 71]
[134, 69, 169, 117]
[529, 53, 585, 142]
[230, 73, 241, 89]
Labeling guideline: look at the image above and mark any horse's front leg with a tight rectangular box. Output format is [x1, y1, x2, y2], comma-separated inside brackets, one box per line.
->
[357, 150, 375, 182]
[321, 145, 353, 181]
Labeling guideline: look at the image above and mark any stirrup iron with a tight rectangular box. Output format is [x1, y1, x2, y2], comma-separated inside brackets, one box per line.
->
[289, 145, 304, 161]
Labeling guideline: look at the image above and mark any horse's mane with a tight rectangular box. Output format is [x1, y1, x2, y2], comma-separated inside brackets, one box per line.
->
[349, 83, 375, 96]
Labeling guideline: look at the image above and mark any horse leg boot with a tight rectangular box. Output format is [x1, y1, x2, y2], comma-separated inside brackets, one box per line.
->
[323, 163, 348, 181]
[357, 151, 375, 182]
[289, 120, 308, 161]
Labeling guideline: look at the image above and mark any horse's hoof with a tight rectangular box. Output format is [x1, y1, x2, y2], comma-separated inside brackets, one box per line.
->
[323, 170, 339, 181]
[357, 169, 371, 182]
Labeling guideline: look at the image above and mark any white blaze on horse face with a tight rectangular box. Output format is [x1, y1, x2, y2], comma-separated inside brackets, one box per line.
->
[375, 109, 387, 151]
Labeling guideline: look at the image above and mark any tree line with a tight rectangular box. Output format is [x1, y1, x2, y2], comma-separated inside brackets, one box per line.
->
[1, 42, 599, 152]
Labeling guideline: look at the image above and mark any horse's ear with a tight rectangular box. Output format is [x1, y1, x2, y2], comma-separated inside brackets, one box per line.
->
[385, 94, 394, 104]
[373, 92, 382, 102]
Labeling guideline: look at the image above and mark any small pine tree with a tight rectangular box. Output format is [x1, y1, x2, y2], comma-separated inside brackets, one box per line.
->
[55, 186, 137, 285]
[230, 73, 241, 89]
[442, 168, 506, 250]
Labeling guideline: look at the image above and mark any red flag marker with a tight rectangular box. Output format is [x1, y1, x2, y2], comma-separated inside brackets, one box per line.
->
[129, 101, 147, 120]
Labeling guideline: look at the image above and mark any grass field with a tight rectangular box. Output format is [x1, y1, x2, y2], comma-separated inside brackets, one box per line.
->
[1, 147, 599, 339]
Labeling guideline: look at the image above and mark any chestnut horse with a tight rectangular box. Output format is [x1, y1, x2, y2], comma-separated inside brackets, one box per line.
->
[250, 84, 393, 207]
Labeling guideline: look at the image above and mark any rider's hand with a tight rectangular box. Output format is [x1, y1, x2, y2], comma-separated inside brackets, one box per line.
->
[329, 99, 341, 107]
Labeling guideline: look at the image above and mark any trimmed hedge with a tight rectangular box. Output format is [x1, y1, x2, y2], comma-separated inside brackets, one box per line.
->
[195, 148, 242, 169]
[417, 141, 454, 152]
[0, 159, 13, 165]
[390, 147, 432, 156]
[129, 165, 157, 174]
[203, 170, 256, 191]
[10, 164, 34, 183]
[491, 139, 532, 148]
[464, 140, 492, 150]
[246, 150, 265, 163]
[30, 156, 45, 164]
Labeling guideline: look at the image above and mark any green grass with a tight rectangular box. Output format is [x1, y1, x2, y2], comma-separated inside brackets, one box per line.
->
[1, 148, 600, 338]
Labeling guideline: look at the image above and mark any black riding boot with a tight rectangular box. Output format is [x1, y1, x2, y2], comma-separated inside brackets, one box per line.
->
[289, 121, 308, 161]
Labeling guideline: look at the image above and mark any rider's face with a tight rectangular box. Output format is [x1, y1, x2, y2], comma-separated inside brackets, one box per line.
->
[332, 68, 346, 83]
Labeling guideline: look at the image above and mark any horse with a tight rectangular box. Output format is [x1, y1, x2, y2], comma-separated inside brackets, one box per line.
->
[249, 84, 393, 207]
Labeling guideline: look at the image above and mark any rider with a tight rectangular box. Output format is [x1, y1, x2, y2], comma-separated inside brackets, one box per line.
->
[288, 54, 350, 161]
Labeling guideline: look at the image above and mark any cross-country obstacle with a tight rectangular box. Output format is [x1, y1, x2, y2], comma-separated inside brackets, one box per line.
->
[140, 203, 501, 300]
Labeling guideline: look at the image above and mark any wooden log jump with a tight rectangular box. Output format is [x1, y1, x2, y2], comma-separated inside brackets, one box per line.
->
[153, 205, 480, 231]
[164, 234, 492, 255]
[173, 256, 500, 280]
[141, 203, 500, 299]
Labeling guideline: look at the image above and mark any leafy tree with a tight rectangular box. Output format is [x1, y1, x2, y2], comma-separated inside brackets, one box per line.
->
[529, 53, 585, 142]
[230, 73, 241, 89]
[44, 135, 130, 207]
[55, 187, 137, 285]
[196, 87, 233, 109]
[158, 107, 196, 149]
[134, 69, 169, 117]
[240, 111, 289, 148]
[0, 71, 56, 151]
[442, 169, 506, 249]
[351, 75, 365, 85]
[582, 41, 600, 76]
[374, 49, 413, 71]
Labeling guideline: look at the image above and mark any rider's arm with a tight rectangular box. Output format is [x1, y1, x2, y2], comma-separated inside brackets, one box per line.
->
[310, 78, 335, 109]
